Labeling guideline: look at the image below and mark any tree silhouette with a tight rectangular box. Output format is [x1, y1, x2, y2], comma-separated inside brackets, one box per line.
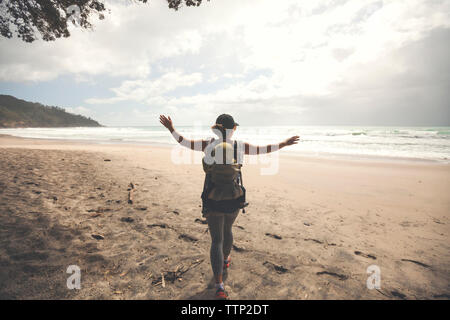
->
[0, 0, 208, 42]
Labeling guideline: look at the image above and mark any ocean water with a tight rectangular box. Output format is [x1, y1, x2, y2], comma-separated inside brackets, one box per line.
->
[1, 126, 449, 162]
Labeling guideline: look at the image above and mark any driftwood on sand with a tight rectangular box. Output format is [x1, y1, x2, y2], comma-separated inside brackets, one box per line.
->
[128, 182, 134, 204]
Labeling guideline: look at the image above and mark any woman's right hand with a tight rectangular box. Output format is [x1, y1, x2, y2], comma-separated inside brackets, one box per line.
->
[159, 115, 174, 132]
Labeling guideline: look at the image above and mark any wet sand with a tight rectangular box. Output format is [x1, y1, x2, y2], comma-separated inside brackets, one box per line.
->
[0, 134, 449, 299]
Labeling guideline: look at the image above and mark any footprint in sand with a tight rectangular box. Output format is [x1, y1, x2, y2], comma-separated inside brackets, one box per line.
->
[390, 290, 406, 299]
[232, 244, 246, 252]
[194, 218, 207, 225]
[179, 234, 199, 242]
[304, 238, 336, 247]
[433, 293, 450, 299]
[265, 233, 282, 240]
[316, 271, 348, 281]
[263, 261, 289, 274]
[148, 223, 171, 229]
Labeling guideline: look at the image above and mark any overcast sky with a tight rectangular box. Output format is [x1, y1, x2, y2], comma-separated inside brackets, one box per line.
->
[0, 0, 449, 126]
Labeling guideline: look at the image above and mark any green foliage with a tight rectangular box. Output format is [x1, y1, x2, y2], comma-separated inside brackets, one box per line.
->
[0, 0, 209, 42]
[0, 95, 101, 128]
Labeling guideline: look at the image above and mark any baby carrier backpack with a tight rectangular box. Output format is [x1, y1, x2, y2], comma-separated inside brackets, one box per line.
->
[201, 139, 248, 215]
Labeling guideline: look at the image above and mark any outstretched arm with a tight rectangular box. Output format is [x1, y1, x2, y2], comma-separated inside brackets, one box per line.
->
[244, 136, 300, 155]
[159, 115, 208, 151]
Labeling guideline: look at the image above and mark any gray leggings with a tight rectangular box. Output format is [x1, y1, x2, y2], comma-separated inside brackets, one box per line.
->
[207, 211, 239, 277]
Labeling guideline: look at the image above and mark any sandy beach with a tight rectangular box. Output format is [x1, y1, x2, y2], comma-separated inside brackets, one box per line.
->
[0, 134, 449, 300]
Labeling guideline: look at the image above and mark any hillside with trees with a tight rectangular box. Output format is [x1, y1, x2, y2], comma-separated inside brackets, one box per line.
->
[0, 95, 101, 128]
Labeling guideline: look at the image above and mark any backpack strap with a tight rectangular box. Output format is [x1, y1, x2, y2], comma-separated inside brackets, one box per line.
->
[234, 140, 237, 164]
[234, 141, 247, 214]
[234, 140, 242, 185]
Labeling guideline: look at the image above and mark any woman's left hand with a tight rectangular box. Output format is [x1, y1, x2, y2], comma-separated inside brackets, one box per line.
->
[283, 136, 300, 147]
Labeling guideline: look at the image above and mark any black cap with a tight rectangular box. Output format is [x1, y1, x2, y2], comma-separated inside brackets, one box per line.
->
[215, 114, 239, 129]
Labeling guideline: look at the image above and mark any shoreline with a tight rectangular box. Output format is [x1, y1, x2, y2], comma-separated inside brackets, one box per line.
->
[0, 133, 447, 166]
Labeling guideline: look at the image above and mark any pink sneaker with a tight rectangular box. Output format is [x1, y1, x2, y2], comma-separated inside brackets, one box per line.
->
[224, 257, 231, 269]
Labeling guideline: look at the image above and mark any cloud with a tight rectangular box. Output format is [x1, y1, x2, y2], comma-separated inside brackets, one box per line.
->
[85, 70, 202, 104]
[1, 0, 449, 126]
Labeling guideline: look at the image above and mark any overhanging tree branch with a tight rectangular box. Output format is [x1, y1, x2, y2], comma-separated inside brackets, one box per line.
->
[0, 0, 209, 42]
